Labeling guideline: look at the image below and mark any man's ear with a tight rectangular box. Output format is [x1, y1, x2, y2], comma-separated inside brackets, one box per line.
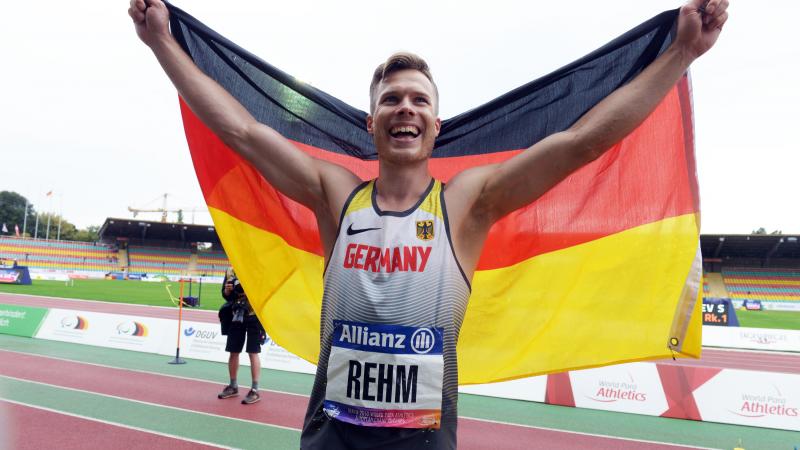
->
[366, 115, 374, 135]
[434, 117, 441, 136]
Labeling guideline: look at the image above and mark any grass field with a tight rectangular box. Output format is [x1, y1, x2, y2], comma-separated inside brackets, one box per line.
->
[735, 308, 800, 330]
[1, 279, 799, 330]
[0, 279, 225, 311]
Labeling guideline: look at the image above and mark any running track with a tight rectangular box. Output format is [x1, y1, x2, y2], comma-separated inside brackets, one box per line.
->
[1, 293, 798, 449]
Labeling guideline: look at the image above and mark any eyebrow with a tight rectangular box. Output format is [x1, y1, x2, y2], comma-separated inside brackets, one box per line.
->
[379, 89, 431, 101]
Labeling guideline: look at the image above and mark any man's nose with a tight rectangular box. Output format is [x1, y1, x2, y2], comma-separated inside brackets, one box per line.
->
[396, 98, 415, 115]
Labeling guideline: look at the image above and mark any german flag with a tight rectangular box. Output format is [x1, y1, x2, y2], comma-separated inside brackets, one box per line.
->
[168, 4, 701, 384]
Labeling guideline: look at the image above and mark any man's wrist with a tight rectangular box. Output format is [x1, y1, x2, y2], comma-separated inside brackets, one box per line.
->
[148, 32, 177, 54]
[664, 44, 696, 73]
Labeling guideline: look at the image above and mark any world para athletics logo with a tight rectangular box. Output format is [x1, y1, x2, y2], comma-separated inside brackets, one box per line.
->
[60, 315, 88, 330]
[116, 320, 148, 337]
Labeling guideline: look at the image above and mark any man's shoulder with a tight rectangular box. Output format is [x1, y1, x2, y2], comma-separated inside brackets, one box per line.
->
[443, 164, 497, 189]
[442, 165, 497, 207]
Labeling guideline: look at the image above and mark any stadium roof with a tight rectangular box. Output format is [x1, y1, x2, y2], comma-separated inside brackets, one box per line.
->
[701, 234, 800, 260]
[98, 218, 221, 245]
[96, 217, 797, 261]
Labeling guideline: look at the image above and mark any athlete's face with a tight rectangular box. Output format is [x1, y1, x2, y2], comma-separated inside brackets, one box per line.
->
[367, 69, 441, 165]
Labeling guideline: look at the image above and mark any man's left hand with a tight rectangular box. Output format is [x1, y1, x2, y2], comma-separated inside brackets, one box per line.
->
[675, 0, 730, 60]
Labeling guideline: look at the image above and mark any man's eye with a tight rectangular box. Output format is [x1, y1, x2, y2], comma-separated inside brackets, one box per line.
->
[415, 97, 429, 104]
[382, 96, 398, 104]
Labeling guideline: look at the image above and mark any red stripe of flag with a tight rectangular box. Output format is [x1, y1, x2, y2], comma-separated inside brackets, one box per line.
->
[182, 80, 695, 270]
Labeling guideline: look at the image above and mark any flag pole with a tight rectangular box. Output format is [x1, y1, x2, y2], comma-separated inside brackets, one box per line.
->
[56, 194, 63, 241]
[169, 277, 187, 364]
[22, 200, 28, 237]
[34, 192, 40, 240]
[45, 192, 52, 240]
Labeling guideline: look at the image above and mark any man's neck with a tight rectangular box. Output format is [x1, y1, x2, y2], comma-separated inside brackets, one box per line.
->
[375, 161, 432, 212]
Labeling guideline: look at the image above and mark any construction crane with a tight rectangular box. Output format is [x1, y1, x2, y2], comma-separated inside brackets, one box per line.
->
[128, 193, 196, 223]
[127, 206, 182, 223]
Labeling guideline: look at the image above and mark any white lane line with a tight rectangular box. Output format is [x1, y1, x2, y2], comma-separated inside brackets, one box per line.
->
[0, 348, 309, 398]
[0, 398, 235, 450]
[0, 347, 729, 448]
[461, 416, 720, 450]
[0, 292, 171, 310]
[0, 292, 214, 316]
[0, 374, 302, 433]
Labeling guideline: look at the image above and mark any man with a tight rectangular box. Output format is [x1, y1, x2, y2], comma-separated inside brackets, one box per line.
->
[129, 0, 727, 447]
[218, 268, 263, 405]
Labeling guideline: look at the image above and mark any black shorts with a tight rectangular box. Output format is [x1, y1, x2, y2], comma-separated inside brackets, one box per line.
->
[225, 315, 262, 354]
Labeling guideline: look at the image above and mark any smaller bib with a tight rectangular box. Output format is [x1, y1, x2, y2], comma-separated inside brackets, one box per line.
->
[323, 320, 444, 429]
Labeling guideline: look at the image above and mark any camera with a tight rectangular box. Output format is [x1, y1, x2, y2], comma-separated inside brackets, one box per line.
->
[231, 277, 245, 296]
[228, 275, 247, 323]
[226, 269, 245, 297]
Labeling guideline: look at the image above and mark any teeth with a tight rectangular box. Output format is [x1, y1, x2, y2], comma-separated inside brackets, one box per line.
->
[390, 126, 420, 136]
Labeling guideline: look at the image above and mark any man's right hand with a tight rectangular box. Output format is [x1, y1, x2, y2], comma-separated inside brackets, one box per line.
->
[127, 0, 361, 259]
[128, 0, 171, 48]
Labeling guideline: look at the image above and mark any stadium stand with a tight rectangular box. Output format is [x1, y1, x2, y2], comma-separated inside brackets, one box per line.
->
[0, 237, 228, 278]
[96, 218, 227, 277]
[127, 245, 192, 275]
[6, 222, 799, 290]
[721, 267, 800, 301]
[0, 236, 119, 273]
[703, 272, 729, 298]
[702, 234, 800, 304]
[195, 250, 229, 277]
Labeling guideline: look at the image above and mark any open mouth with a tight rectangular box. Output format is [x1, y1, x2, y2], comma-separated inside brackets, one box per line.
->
[389, 125, 420, 140]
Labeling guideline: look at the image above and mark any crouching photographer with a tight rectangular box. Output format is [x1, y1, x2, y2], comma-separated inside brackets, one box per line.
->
[218, 268, 265, 405]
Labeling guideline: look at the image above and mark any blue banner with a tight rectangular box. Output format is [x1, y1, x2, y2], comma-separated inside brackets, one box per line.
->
[0, 266, 32, 285]
[332, 320, 443, 355]
[702, 298, 740, 327]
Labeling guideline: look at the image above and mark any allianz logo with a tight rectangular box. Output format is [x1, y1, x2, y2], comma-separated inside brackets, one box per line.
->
[339, 324, 436, 354]
[184, 327, 218, 340]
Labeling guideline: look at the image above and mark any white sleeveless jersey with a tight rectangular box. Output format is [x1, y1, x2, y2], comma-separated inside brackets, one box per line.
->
[301, 179, 471, 449]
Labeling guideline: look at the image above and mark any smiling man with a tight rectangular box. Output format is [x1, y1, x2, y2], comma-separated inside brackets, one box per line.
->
[129, 0, 728, 448]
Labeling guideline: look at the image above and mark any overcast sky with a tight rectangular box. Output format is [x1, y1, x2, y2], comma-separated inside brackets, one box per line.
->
[1, 1, 798, 234]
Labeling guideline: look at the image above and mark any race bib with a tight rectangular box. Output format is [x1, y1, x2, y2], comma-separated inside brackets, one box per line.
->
[323, 320, 444, 429]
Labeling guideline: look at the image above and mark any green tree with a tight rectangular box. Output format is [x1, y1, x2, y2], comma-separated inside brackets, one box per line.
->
[35, 212, 71, 240]
[0, 192, 99, 242]
[34, 214, 99, 242]
[72, 225, 100, 242]
[0, 191, 37, 236]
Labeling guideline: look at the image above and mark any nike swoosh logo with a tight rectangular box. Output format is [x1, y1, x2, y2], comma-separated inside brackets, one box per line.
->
[346, 224, 381, 236]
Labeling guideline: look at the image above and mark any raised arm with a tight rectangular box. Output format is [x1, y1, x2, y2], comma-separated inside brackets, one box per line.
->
[128, 0, 360, 215]
[446, 0, 728, 276]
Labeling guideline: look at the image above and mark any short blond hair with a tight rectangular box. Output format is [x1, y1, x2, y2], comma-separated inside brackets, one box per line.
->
[369, 52, 438, 114]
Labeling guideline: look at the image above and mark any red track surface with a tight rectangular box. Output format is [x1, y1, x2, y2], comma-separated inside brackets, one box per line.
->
[0, 349, 697, 450]
[1, 400, 222, 450]
[2, 292, 798, 449]
[0, 350, 306, 429]
[0, 293, 216, 323]
[657, 347, 800, 374]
